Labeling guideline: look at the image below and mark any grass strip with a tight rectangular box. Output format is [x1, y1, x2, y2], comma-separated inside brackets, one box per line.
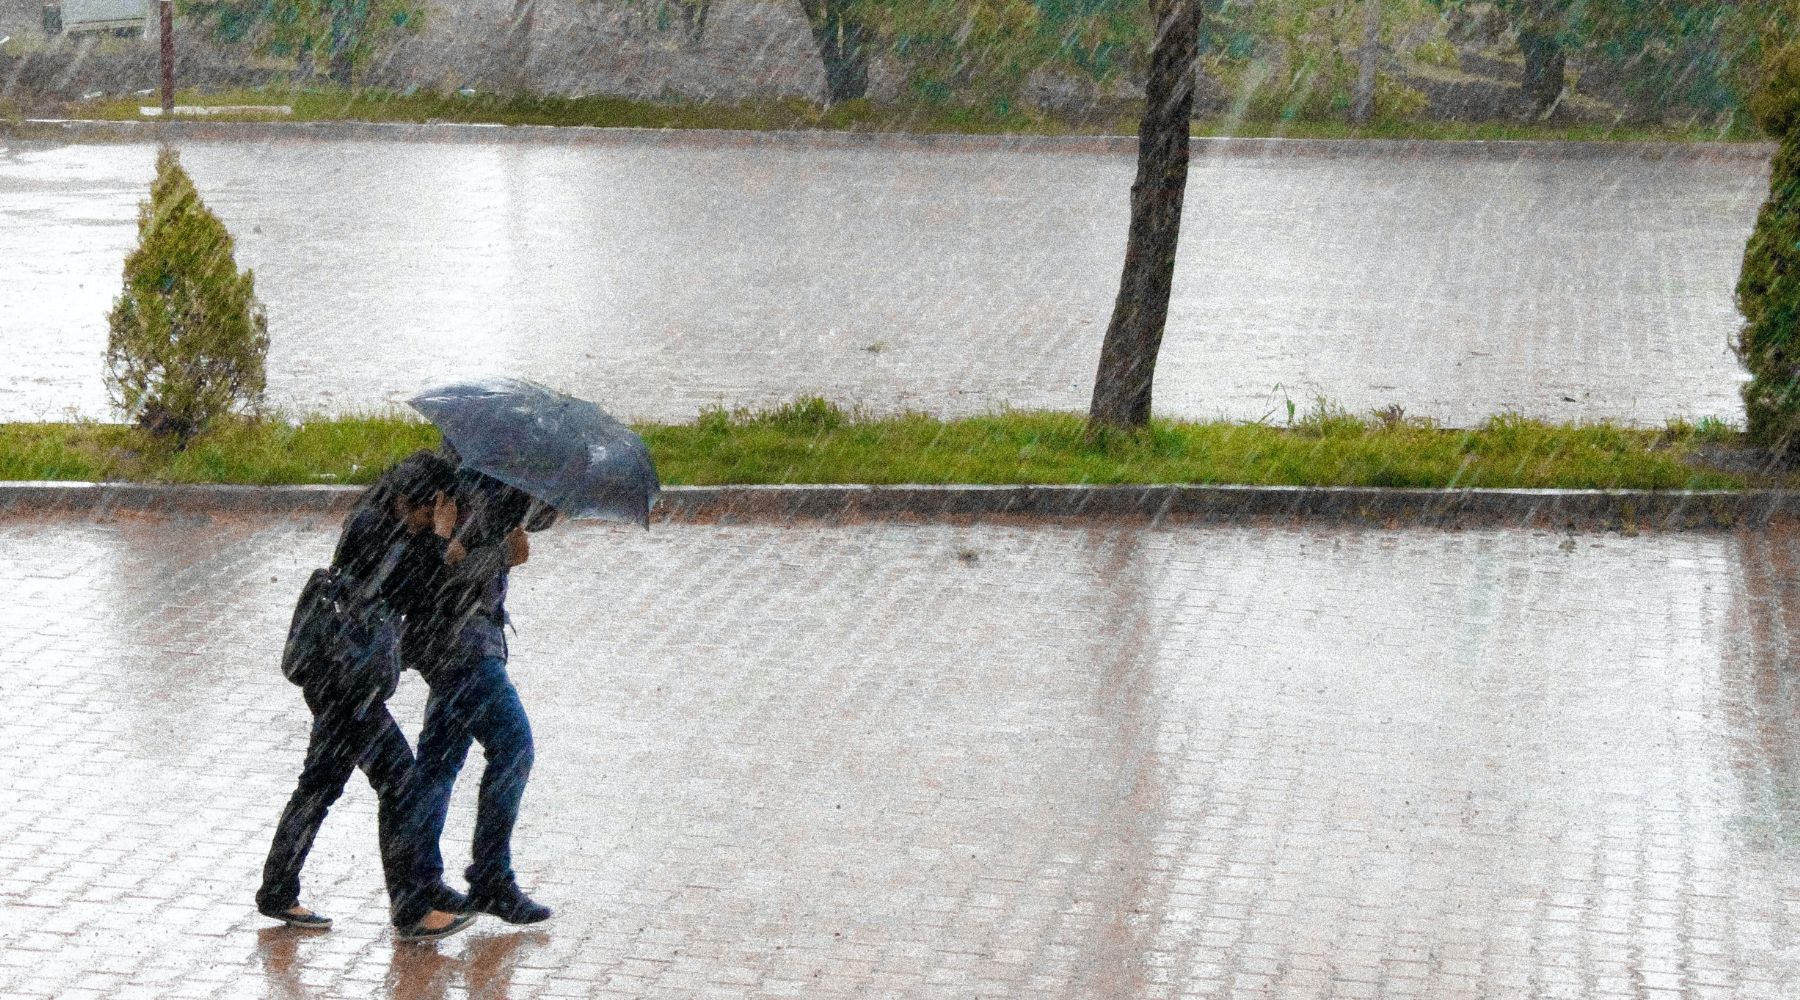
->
[49, 86, 1766, 144]
[0, 401, 1757, 491]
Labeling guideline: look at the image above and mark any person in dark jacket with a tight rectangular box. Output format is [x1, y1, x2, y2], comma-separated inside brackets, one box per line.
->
[256, 451, 476, 942]
[402, 467, 556, 925]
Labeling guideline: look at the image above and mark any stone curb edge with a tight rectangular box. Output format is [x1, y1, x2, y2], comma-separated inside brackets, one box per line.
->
[1, 118, 1775, 162]
[0, 482, 1789, 530]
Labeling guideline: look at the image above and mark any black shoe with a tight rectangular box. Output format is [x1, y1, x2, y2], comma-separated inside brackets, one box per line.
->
[395, 911, 477, 942]
[258, 903, 332, 930]
[466, 883, 551, 924]
[426, 882, 471, 913]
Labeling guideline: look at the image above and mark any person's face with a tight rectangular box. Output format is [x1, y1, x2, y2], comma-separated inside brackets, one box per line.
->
[395, 497, 433, 534]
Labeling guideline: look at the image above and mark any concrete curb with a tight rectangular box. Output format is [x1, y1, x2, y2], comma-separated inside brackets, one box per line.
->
[0, 482, 1790, 531]
[1, 118, 1775, 162]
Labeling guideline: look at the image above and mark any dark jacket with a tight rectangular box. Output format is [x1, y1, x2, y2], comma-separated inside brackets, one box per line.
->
[331, 505, 450, 621]
[400, 475, 521, 682]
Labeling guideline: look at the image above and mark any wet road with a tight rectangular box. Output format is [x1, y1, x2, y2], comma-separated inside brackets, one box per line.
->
[3, 512, 1799, 997]
[0, 134, 1770, 426]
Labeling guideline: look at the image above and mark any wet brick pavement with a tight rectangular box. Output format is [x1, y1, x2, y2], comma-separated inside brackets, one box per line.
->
[4, 511, 1800, 998]
[0, 135, 1768, 427]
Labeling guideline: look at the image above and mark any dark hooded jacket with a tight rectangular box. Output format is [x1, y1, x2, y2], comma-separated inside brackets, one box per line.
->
[400, 471, 531, 683]
[330, 505, 450, 622]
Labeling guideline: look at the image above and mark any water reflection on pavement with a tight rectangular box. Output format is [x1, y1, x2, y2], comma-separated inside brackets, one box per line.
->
[0, 136, 1767, 426]
[2, 512, 1799, 996]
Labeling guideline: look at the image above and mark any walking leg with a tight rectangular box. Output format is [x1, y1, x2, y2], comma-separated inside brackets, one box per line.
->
[462, 657, 535, 891]
[356, 706, 433, 925]
[257, 693, 362, 916]
[403, 678, 475, 894]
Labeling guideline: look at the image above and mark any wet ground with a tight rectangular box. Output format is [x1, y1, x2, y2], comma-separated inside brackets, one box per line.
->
[0, 134, 1769, 427]
[4, 511, 1800, 998]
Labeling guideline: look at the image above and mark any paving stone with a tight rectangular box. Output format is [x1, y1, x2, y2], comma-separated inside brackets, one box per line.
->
[0, 136, 1769, 428]
[2, 511, 1800, 997]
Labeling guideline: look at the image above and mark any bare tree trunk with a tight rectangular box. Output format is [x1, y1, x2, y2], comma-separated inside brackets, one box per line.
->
[1518, 28, 1565, 117]
[1088, 0, 1201, 431]
[1517, 0, 1565, 118]
[797, 0, 871, 105]
[500, 0, 536, 94]
[1351, 0, 1381, 124]
[677, 0, 709, 47]
[327, 0, 359, 87]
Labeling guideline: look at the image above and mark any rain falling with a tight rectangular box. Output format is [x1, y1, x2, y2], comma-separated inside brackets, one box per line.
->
[3, 0, 1800, 996]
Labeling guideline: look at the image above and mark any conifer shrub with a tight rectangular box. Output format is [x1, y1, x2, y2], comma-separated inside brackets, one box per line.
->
[1736, 43, 1800, 454]
[104, 147, 269, 444]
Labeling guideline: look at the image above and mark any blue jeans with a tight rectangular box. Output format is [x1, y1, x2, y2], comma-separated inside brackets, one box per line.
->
[406, 655, 535, 892]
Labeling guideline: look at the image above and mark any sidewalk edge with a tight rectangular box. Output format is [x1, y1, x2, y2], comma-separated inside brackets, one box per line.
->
[1, 119, 1775, 161]
[0, 482, 1785, 530]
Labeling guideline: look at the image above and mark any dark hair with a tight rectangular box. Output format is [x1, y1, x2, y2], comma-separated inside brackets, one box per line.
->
[452, 468, 533, 547]
[361, 451, 457, 517]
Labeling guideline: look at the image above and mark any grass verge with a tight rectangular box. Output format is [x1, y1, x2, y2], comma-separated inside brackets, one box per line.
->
[0, 401, 1760, 491]
[50, 86, 1766, 143]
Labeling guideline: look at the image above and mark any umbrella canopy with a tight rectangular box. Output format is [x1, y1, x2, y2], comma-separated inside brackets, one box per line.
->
[408, 377, 659, 527]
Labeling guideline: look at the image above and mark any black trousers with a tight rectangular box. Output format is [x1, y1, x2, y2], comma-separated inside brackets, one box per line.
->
[257, 684, 427, 926]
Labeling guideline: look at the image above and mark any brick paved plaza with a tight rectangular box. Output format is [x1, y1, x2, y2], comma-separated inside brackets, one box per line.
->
[3, 510, 1800, 998]
[0, 136, 1765, 427]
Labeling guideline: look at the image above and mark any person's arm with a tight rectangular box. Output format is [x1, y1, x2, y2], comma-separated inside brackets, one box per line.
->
[421, 490, 502, 576]
[443, 535, 509, 580]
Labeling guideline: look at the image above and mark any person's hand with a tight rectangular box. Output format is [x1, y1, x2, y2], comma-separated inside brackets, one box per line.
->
[445, 539, 468, 566]
[432, 491, 458, 539]
[504, 526, 530, 567]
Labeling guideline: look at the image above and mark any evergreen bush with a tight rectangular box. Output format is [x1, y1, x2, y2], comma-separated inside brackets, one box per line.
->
[1735, 43, 1800, 454]
[104, 148, 269, 444]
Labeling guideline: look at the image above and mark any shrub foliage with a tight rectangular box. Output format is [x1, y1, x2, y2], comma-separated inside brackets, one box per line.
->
[1736, 43, 1800, 454]
[104, 148, 270, 443]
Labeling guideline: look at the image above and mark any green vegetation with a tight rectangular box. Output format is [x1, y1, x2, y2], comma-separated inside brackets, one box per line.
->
[1188, 117, 1758, 142]
[0, 402, 1760, 490]
[104, 148, 269, 444]
[1427, 0, 1746, 120]
[0, 416, 438, 484]
[67, 87, 1095, 135]
[752, 0, 1770, 125]
[57, 86, 1762, 142]
[17, 0, 1787, 133]
[1735, 43, 1800, 454]
[182, 0, 424, 86]
[853, 0, 1147, 111]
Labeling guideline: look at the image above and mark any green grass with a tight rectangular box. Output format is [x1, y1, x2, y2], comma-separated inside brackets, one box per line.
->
[0, 415, 440, 485]
[61, 87, 1102, 136]
[0, 401, 1761, 490]
[1188, 117, 1762, 143]
[44, 86, 1767, 143]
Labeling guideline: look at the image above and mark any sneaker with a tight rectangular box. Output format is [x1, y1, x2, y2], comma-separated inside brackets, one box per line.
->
[466, 882, 551, 924]
[426, 882, 471, 913]
[258, 903, 332, 930]
[395, 911, 477, 942]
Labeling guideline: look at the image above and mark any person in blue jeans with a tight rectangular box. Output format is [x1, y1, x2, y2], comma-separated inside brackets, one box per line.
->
[402, 468, 556, 924]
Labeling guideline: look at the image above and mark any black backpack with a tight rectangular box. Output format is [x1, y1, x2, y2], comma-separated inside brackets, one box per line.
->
[281, 567, 402, 708]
